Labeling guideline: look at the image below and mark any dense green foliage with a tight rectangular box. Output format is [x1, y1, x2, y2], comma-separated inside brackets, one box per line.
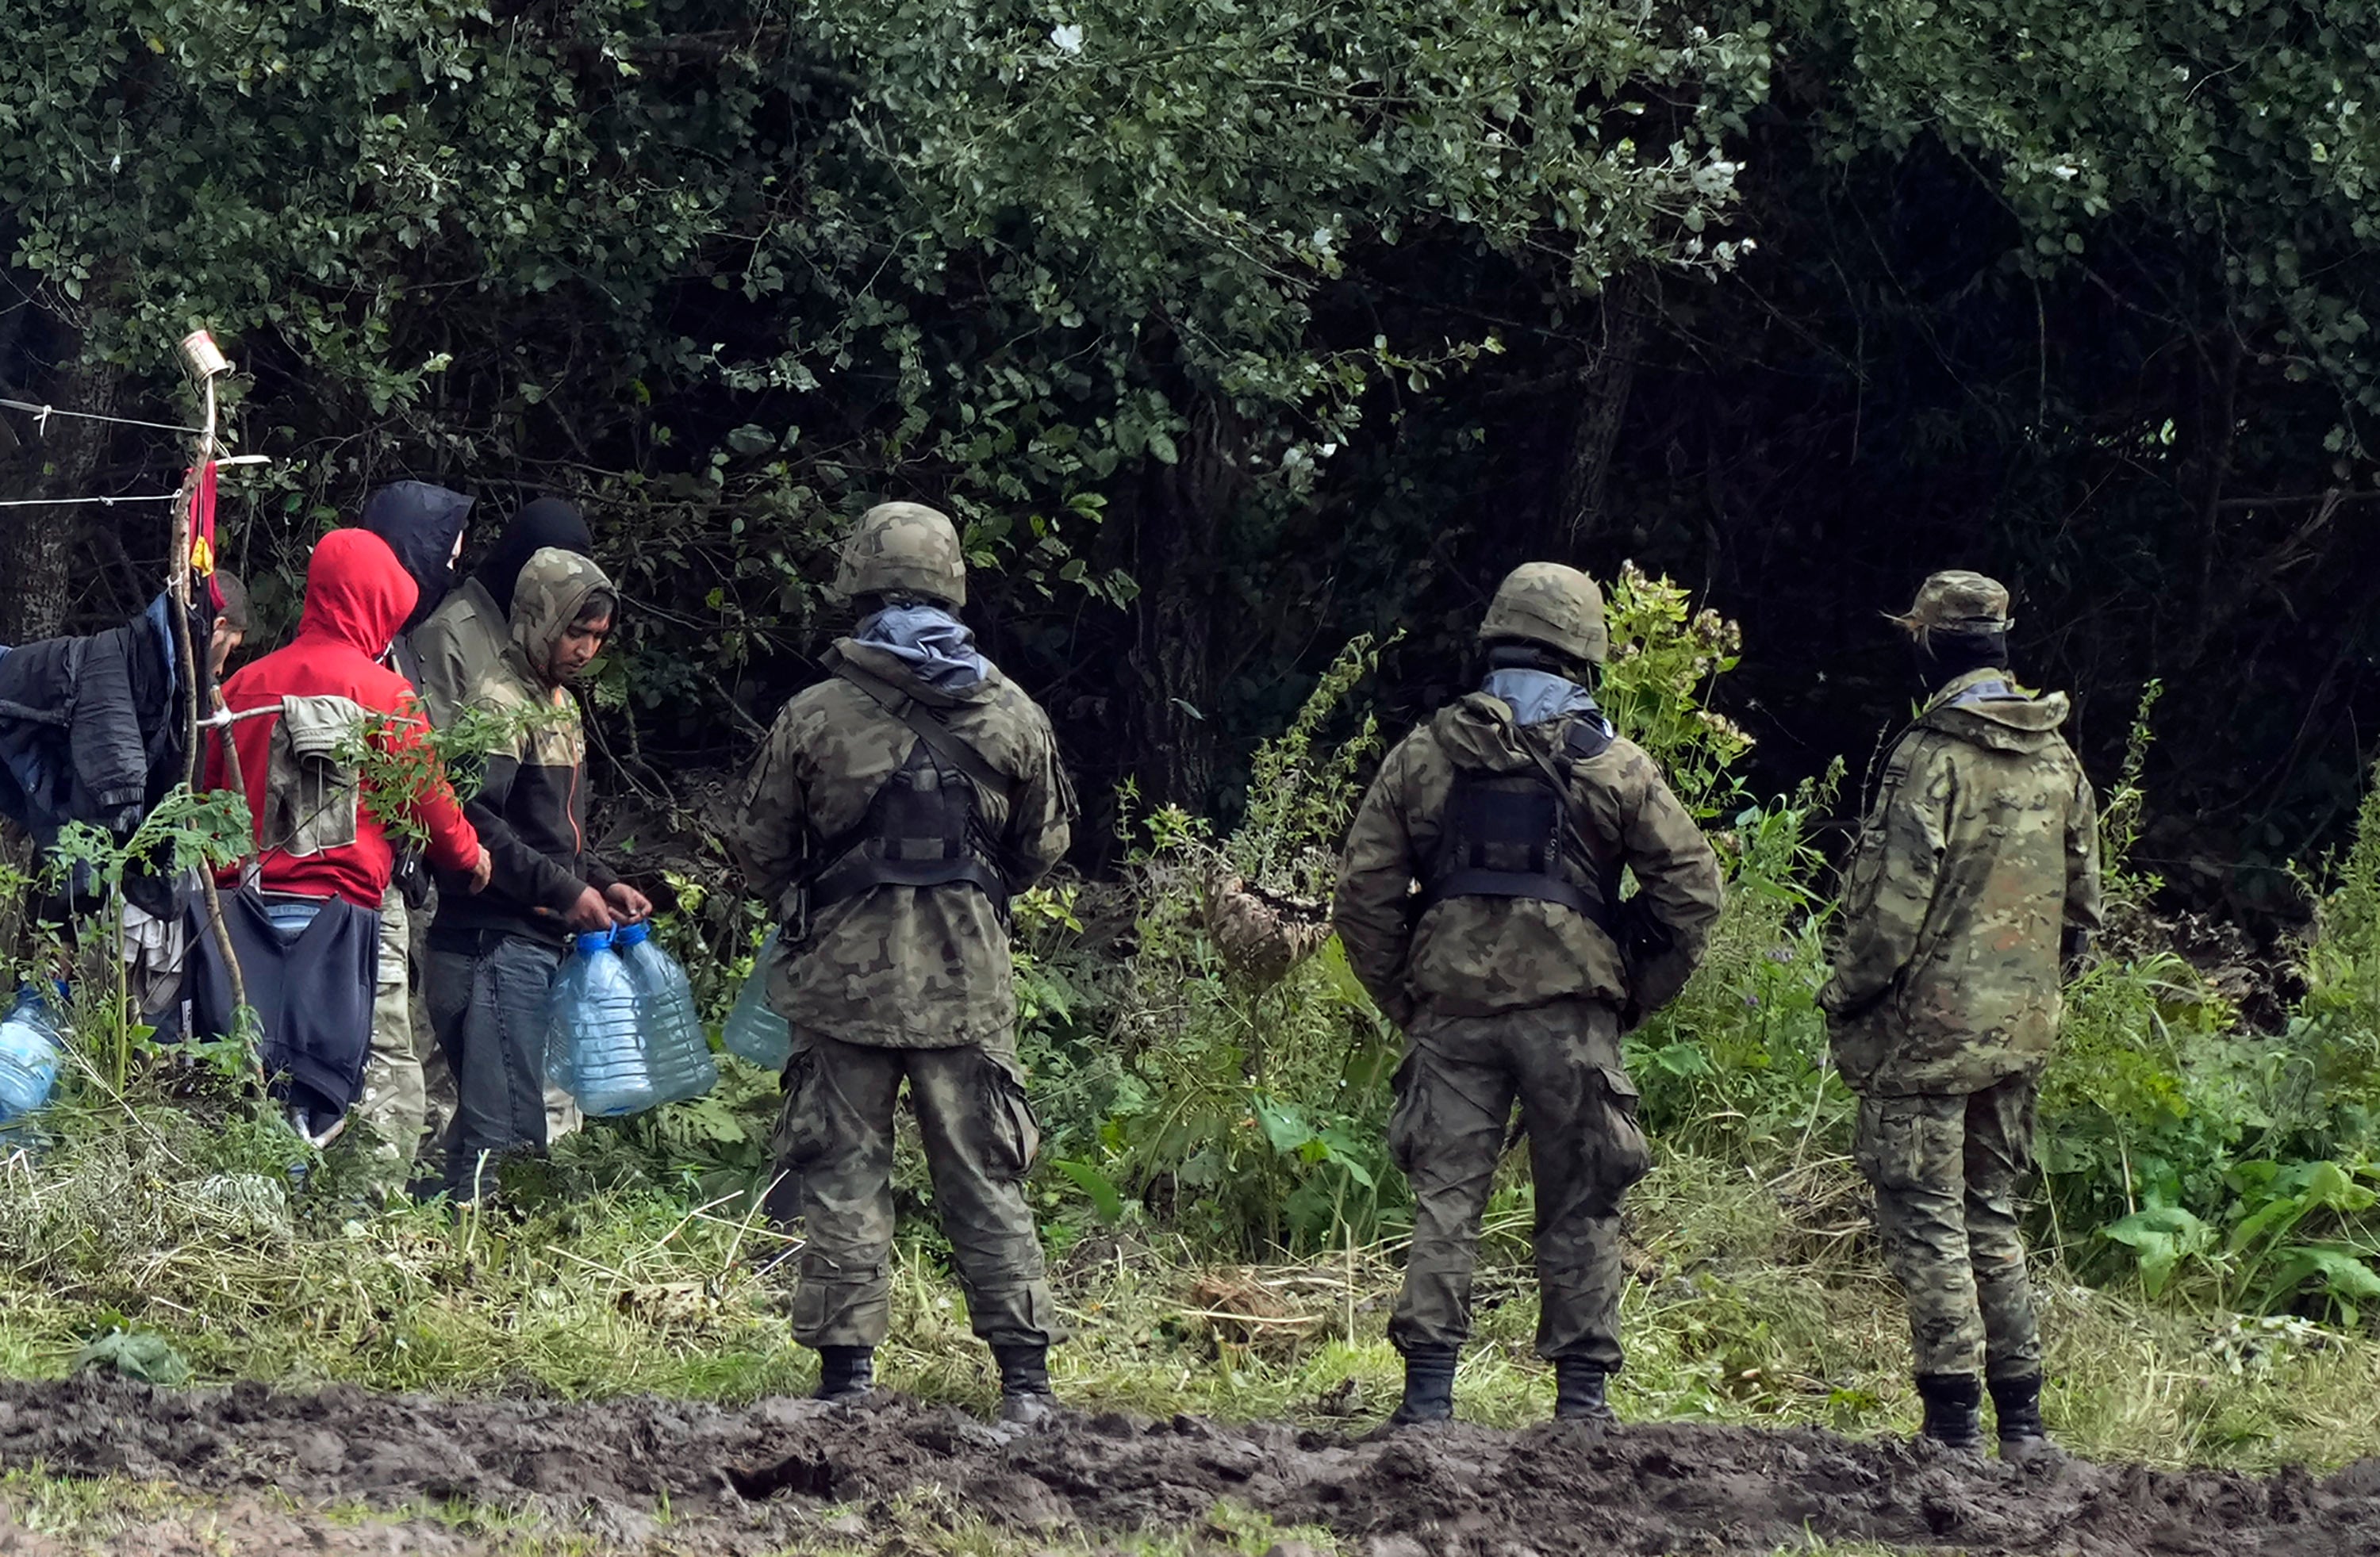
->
[9, 2, 2380, 902]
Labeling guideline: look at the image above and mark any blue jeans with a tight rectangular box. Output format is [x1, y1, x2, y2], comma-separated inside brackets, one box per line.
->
[429, 934, 562, 1199]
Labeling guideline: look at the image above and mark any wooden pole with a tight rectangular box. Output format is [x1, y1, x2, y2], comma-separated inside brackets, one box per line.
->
[173, 333, 249, 1028]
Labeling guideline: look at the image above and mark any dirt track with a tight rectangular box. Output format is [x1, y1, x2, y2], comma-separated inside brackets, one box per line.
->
[0, 1376, 2375, 1555]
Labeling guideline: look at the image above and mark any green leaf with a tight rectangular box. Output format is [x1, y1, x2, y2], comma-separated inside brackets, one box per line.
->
[1052, 1158, 1125, 1224]
[74, 1329, 191, 1386]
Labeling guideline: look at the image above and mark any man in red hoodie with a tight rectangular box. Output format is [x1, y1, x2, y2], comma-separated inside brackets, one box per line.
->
[205, 529, 489, 1194]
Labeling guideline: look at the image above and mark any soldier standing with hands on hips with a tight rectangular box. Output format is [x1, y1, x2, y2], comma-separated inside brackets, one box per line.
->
[1334, 562, 1724, 1429]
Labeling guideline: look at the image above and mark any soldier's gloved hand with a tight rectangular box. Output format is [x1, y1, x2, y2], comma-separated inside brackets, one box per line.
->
[2061, 926, 2093, 979]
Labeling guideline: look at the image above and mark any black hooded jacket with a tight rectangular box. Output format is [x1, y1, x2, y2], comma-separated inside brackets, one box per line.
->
[0, 596, 190, 846]
[475, 497, 592, 618]
[360, 481, 474, 686]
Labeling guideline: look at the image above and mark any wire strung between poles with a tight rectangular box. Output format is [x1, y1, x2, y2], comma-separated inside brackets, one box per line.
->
[0, 395, 204, 436]
[0, 493, 182, 508]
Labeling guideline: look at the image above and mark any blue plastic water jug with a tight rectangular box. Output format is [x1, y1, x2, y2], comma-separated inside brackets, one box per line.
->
[612, 922, 717, 1104]
[721, 929, 793, 1070]
[0, 987, 64, 1125]
[547, 930, 658, 1118]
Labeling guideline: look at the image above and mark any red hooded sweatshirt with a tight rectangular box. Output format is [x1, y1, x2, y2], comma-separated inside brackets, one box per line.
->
[204, 528, 480, 907]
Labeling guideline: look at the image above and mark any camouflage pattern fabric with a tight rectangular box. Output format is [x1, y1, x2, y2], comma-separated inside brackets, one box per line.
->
[1203, 870, 1333, 985]
[1334, 693, 1723, 1026]
[344, 891, 424, 1199]
[774, 1029, 1056, 1348]
[832, 501, 969, 608]
[1855, 1071, 2044, 1381]
[1887, 569, 2013, 642]
[1477, 561, 1609, 664]
[728, 639, 1074, 1049]
[1821, 667, 2104, 1095]
[1388, 999, 1649, 1367]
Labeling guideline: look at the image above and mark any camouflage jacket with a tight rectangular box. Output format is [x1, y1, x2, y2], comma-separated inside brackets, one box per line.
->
[1821, 668, 2105, 1095]
[1333, 692, 1724, 1026]
[728, 640, 1075, 1048]
[429, 550, 618, 945]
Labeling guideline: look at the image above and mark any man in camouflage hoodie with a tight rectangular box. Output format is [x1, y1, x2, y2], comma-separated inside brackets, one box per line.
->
[731, 502, 1076, 1425]
[1822, 570, 2102, 1463]
[428, 547, 650, 1199]
[1334, 563, 1724, 1428]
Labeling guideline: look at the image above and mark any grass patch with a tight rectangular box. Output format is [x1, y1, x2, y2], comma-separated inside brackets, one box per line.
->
[13, 1105, 2374, 1479]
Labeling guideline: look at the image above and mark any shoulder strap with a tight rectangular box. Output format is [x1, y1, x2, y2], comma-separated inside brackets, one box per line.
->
[832, 659, 1012, 798]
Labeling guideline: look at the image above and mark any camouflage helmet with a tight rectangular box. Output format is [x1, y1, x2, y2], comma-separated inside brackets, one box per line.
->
[832, 501, 967, 608]
[1477, 562, 1608, 665]
[1889, 569, 2012, 642]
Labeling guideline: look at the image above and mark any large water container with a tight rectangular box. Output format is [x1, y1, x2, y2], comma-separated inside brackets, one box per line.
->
[547, 930, 658, 1118]
[612, 922, 716, 1103]
[0, 987, 64, 1125]
[721, 929, 793, 1070]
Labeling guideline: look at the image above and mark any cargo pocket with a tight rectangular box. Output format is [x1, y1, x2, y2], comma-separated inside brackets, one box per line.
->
[981, 1052, 1041, 1180]
[1852, 1097, 1925, 1191]
[1585, 1064, 1653, 1200]
[771, 1042, 833, 1168]
[1384, 1048, 1428, 1177]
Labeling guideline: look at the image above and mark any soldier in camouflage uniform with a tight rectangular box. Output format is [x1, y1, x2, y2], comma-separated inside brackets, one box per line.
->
[1821, 570, 2102, 1462]
[731, 502, 1076, 1425]
[1334, 563, 1725, 1428]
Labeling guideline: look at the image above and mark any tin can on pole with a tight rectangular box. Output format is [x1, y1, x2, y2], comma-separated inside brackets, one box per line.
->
[178, 329, 230, 380]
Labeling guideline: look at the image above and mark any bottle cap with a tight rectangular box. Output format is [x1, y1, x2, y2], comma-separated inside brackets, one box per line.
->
[614, 921, 651, 946]
[574, 929, 615, 954]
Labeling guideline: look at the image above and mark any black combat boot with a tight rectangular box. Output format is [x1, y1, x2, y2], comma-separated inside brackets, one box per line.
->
[992, 1344, 1058, 1427]
[1990, 1373, 2063, 1467]
[1915, 1372, 1984, 1452]
[1388, 1344, 1457, 1427]
[814, 1345, 875, 1405]
[1554, 1359, 1618, 1426]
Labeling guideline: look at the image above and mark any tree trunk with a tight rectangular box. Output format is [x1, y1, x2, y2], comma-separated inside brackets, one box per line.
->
[1130, 397, 1244, 808]
[0, 348, 114, 643]
[1557, 271, 1653, 549]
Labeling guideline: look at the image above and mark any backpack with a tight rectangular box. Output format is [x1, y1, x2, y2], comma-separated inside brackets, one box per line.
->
[1422, 717, 1620, 934]
[804, 662, 1013, 915]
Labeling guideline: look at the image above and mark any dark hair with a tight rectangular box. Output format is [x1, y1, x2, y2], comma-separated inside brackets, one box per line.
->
[572, 589, 619, 631]
[211, 570, 252, 634]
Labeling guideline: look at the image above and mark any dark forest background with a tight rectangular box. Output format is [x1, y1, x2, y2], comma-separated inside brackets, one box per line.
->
[6, 1, 2378, 930]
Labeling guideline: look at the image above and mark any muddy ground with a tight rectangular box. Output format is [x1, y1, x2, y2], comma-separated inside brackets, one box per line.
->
[0, 1377, 2374, 1555]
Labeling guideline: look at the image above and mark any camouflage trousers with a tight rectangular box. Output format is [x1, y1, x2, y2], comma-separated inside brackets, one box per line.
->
[775, 1031, 1055, 1350]
[1854, 1070, 2044, 1381]
[342, 893, 424, 1199]
[1388, 999, 1651, 1368]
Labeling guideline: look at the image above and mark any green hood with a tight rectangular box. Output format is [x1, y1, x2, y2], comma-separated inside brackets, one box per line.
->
[1918, 669, 2071, 754]
[509, 547, 615, 683]
[1430, 692, 1543, 773]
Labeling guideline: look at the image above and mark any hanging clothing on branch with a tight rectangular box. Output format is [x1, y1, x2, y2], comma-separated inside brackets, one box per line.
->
[0, 595, 192, 847]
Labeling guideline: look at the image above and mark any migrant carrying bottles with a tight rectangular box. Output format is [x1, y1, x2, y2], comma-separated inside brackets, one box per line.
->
[0, 986, 64, 1125]
[612, 921, 717, 1103]
[720, 928, 793, 1070]
[547, 930, 658, 1118]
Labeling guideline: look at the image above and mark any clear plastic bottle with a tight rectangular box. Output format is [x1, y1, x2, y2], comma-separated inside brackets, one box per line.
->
[547, 930, 658, 1118]
[720, 929, 793, 1071]
[0, 987, 64, 1125]
[612, 921, 717, 1104]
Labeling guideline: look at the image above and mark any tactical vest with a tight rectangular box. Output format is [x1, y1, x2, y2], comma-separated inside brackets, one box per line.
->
[805, 663, 1012, 912]
[1422, 719, 1618, 934]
